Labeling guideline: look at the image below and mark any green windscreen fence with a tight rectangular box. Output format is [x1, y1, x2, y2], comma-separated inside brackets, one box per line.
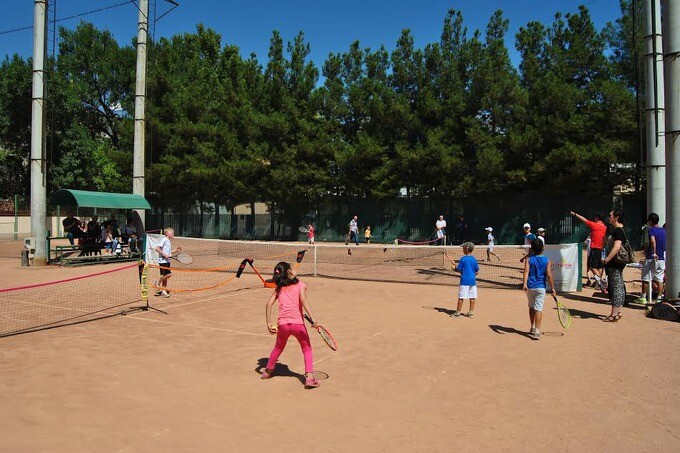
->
[146, 192, 647, 248]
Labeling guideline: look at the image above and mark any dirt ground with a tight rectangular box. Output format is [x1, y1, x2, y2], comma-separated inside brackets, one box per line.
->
[0, 240, 679, 452]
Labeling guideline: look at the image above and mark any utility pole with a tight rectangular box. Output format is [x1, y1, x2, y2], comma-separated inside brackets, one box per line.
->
[133, 0, 149, 224]
[644, 0, 666, 223]
[30, 0, 48, 266]
[662, 0, 679, 300]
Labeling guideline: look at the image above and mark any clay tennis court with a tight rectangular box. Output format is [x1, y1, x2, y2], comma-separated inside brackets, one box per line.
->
[1, 239, 679, 452]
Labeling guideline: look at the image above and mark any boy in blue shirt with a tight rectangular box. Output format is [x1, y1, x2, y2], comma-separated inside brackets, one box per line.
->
[522, 238, 557, 340]
[452, 242, 480, 318]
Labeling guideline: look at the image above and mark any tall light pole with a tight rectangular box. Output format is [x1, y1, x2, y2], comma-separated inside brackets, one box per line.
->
[30, 0, 48, 266]
[644, 0, 666, 223]
[133, 0, 149, 224]
[662, 0, 679, 300]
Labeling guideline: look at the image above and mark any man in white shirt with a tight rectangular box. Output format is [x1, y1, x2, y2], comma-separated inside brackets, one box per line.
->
[348, 215, 359, 245]
[435, 215, 447, 245]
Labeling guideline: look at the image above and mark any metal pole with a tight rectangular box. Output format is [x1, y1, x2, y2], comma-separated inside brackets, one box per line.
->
[30, 0, 48, 266]
[14, 194, 19, 240]
[133, 0, 149, 225]
[662, 0, 680, 300]
[644, 0, 666, 223]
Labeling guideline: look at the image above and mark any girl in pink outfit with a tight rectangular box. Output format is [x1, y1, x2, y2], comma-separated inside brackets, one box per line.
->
[262, 261, 320, 389]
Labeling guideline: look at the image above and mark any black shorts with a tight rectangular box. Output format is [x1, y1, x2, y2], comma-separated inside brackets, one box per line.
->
[588, 248, 604, 269]
[160, 261, 172, 276]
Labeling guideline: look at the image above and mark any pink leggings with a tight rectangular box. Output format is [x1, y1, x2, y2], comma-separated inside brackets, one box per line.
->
[266, 323, 314, 373]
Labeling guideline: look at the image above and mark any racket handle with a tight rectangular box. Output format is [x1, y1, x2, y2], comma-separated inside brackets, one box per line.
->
[303, 313, 314, 325]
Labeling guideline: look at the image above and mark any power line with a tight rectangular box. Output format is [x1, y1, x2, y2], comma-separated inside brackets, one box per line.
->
[0, 0, 133, 36]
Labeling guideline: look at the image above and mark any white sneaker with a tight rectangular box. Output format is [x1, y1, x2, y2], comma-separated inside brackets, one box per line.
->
[153, 281, 161, 296]
[161, 290, 170, 298]
[530, 326, 536, 335]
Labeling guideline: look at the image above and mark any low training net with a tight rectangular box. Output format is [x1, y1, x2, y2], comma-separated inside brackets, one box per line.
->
[0, 263, 143, 337]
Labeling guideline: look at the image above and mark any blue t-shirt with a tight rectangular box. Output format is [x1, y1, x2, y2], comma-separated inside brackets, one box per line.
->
[456, 254, 479, 286]
[527, 255, 549, 289]
[524, 233, 536, 246]
[647, 226, 666, 260]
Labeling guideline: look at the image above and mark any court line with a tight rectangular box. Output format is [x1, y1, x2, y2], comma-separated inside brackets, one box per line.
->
[124, 286, 271, 336]
[127, 316, 271, 337]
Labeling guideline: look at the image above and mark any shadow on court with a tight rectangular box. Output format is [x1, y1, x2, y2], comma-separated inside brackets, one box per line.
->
[560, 291, 645, 311]
[563, 307, 605, 320]
[256, 358, 306, 384]
[488, 324, 534, 340]
[255, 358, 330, 384]
[421, 305, 456, 316]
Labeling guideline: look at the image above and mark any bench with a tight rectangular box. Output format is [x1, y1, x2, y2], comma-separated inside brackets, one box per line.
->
[61, 252, 141, 267]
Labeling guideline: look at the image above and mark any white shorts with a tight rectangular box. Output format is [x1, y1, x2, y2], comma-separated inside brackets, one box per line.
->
[308, 237, 315, 244]
[436, 230, 444, 239]
[642, 259, 665, 282]
[458, 285, 477, 299]
[527, 288, 546, 311]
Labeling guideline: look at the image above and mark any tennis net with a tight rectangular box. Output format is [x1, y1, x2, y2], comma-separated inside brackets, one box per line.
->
[166, 238, 580, 291]
[0, 263, 143, 337]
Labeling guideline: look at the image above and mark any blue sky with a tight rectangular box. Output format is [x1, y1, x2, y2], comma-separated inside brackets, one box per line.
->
[1, 1, 624, 68]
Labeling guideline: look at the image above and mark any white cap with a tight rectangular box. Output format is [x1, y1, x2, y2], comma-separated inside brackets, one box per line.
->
[523, 223, 531, 229]
[537, 227, 546, 232]
[485, 227, 493, 232]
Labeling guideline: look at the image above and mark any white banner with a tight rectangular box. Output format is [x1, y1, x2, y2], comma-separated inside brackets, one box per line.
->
[145, 233, 164, 265]
[543, 243, 580, 292]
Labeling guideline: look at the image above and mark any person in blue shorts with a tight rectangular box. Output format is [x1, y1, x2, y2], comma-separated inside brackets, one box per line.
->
[522, 238, 556, 340]
[452, 242, 480, 318]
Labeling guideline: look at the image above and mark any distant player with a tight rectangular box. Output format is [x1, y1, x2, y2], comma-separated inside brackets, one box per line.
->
[484, 227, 500, 261]
[522, 238, 557, 340]
[307, 224, 315, 244]
[364, 226, 372, 244]
[519, 222, 536, 263]
[435, 215, 447, 246]
[452, 242, 480, 318]
[536, 227, 546, 244]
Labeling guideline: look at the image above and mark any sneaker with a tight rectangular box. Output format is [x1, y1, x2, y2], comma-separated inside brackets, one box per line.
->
[304, 377, 320, 389]
[261, 369, 273, 380]
[161, 290, 170, 298]
[153, 281, 161, 296]
[598, 279, 608, 294]
[532, 330, 541, 340]
[530, 326, 536, 335]
[466, 311, 474, 318]
[451, 311, 461, 318]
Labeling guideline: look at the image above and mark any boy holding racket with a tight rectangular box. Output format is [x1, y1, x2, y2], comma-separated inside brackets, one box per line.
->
[452, 242, 480, 318]
[154, 227, 181, 298]
[262, 261, 321, 389]
[522, 238, 557, 340]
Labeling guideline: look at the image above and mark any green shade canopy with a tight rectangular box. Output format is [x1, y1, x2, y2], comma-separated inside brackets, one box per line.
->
[49, 189, 151, 210]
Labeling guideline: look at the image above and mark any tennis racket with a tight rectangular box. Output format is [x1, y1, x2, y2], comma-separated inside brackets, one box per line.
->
[303, 313, 337, 351]
[299, 226, 309, 233]
[552, 294, 572, 329]
[171, 253, 194, 264]
[443, 251, 457, 270]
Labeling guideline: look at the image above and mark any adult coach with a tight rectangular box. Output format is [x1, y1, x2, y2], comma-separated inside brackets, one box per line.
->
[348, 215, 359, 246]
[639, 213, 666, 304]
[570, 211, 608, 292]
[602, 210, 628, 322]
[435, 215, 447, 246]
